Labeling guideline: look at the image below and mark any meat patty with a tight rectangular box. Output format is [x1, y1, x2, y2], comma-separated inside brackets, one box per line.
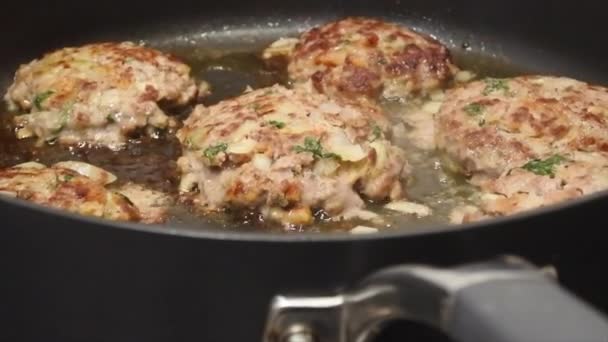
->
[5, 42, 198, 150]
[437, 76, 608, 220]
[0, 161, 171, 223]
[176, 85, 409, 226]
[263, 17, 458, 102]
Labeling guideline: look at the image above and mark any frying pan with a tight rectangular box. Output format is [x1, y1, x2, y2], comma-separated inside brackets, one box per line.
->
[1, 0, 608, 341]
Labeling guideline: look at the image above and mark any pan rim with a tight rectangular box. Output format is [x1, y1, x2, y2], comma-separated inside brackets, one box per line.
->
[1, 188, 605, 243]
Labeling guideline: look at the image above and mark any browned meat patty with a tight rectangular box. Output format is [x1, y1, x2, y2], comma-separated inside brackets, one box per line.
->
[176, 85, 410, 226]
[0, 161, 171, 223]
[5, 42, 199, 150]
[436, 76, 608, 221]
[263, 17, 459, 102]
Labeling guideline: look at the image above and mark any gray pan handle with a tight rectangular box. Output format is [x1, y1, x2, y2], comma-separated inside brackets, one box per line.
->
[263, 256, 608, 342]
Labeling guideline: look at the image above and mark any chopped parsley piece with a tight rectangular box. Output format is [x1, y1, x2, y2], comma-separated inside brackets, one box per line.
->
[482, 78, 511, 96]
[62, 174, 74, 182]
[294, 137, 340, 159]
[370, 124, 383, 142]
[268, 120, 285, 129]
[33, 90, 54, 110]
[522, 155, 565, 177]
[463, 103, 485, 116]
[203, 143, 228, 160]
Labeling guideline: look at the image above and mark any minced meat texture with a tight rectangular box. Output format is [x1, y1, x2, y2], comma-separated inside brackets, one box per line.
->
[176, 85, 410, 225]
[0, 161, 171, 223]
[438, 76, 608, 220]
[5, 42, 199, 150]
[264, 17, 458, 102]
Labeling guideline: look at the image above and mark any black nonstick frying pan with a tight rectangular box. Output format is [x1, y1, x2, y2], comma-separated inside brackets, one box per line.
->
[2, 1, 608, 341]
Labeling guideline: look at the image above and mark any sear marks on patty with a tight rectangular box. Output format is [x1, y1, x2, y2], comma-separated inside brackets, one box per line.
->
[263, 17, 459, 102]
[5, 42, 199, 150]
[176, 84, 410, 226]
[0, 161, 171, 223]
[437, 76, 608, 221]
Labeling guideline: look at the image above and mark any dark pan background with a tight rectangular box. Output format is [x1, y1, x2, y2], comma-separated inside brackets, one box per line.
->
[1, 1, 607, 341]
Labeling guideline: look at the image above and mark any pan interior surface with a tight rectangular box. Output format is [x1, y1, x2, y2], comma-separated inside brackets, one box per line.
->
[0, 3, 607, 236]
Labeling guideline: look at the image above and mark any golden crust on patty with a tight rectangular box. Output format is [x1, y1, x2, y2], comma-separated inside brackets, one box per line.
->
[5, 42, 198, 150]
[264, 17, 458, 102]
[177, 85, 409, 225]
[437, 76, 608, 221]
[0, 161, 171, 223]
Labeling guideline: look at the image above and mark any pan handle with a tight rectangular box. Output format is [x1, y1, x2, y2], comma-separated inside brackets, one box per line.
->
[263, 256, 608, 342]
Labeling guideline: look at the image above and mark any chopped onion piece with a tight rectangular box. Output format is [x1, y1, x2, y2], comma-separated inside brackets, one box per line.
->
[198, 80, 212, 99]
[314, 158, 340, 176]
[327, 132, 367, 162]
[455, 70, 476, 83]
[179, 173, 199, 193]
[385, 201, 432, 217]
[262, 37, 299, 60]
[230, 120, 258, 141]
[430, 89, 446, 101]
[13, 161, 46, 169]
[227, 138, 256, 155]
[350, 226, 379, 234]
[54, 161, 117, 184]
[15, 127, 34, 139]
[252, 154, 272, 171]
[422, 101, 442, 114]
[370, 141, 388, 168]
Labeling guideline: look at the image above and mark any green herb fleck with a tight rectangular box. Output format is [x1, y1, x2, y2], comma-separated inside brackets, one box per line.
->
[522, 155, 565, 177]
[203, 143, 228, 160]
[62, 174, 74, 182]
[294, 137, 340, 159]
[106, 114, 116, 123]
[268, 120, 285, 129]
[33, 91, 54, 110]
[483, 78, 511, 96]
[463, 103, 485, 116]
[370, 125, 383, 142]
